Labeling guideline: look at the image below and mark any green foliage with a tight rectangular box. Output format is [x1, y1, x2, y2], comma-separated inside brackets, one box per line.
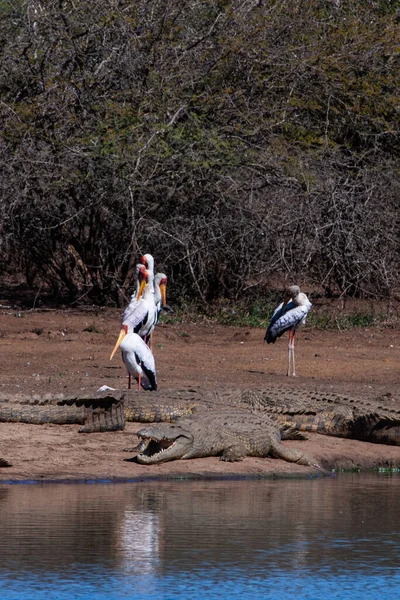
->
[307, 311, 387, 331]
[203, 301, 274, 328]
[0, 0, 399, 305]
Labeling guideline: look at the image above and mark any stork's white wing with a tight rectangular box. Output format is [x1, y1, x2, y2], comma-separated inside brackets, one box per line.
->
[122, 294, 139, 322]
[123, 299, 149, 329]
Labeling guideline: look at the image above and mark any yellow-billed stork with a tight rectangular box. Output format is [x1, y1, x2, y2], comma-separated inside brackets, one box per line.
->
[110, 323, 157, 391]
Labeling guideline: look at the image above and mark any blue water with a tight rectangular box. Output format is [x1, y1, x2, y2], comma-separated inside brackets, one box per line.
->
[1, 474, 400, 599]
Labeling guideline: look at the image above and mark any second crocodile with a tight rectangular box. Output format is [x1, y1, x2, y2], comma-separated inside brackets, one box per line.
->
[1, 387, 400, 444]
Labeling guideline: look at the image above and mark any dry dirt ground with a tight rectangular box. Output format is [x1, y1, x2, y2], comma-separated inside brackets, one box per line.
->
[0, 306, 399, 482]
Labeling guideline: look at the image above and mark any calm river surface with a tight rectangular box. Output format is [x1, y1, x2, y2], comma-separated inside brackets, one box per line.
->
[1, 473, 400, 600]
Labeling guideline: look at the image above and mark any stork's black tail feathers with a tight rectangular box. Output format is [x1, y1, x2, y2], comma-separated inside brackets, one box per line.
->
[141, 362, 158, 391]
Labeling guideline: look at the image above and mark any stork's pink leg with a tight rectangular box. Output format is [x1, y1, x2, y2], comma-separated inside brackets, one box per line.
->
[291, 332, 296, 376]
[287, 330, 296, 376]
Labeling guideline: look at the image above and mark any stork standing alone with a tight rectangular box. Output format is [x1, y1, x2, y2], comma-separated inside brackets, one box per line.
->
[264, 285, 312, 377]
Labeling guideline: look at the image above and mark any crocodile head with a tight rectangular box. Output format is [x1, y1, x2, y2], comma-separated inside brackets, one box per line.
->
[135, 424, 193, 464]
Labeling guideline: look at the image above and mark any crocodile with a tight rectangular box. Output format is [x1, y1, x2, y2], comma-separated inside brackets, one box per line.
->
[1, 387, 400, 444]
[131, 408, 328, 473]
[0, 390, 200, 433]
[0, 394, 126, 433]
[232, 388, 400, 445]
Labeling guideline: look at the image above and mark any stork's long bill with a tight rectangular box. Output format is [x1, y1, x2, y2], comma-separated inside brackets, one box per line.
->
[275, 293, 291, 320]
[136, 278, 146, 301]
[135, 269, 150, 301]
[110, 324, 128, 361]
[159, 279, 167, 306]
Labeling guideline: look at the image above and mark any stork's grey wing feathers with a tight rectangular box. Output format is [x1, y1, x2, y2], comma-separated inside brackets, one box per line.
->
[265, 300, 296, 343]
[266, 304, 309, 343]
[277, 304, 309, 330]
[269, 300, 296, 325]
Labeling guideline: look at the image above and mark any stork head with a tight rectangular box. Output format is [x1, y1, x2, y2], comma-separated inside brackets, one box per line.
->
[136, 263, 146, 277]
[281, 285, 301, 310]
[136, 269, 152, 300]
[140, 253, 154, 273]
[286, 285, 300, 298]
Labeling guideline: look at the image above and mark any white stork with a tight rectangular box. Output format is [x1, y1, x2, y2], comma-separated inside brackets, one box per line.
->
[265, 285, 312, 376]
[122, 263, 146, 324]
[110, 324, 157, 391]
[135, 268, 158, 344]
[121, 268, 158, 344]
[140, 254, 168, 345]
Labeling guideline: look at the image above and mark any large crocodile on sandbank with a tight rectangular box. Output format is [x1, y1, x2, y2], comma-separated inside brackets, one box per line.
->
[131, 408, 328, 473]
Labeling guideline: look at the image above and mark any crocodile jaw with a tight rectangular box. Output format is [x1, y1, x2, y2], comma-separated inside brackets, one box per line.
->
[135, 426, 193, 464]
